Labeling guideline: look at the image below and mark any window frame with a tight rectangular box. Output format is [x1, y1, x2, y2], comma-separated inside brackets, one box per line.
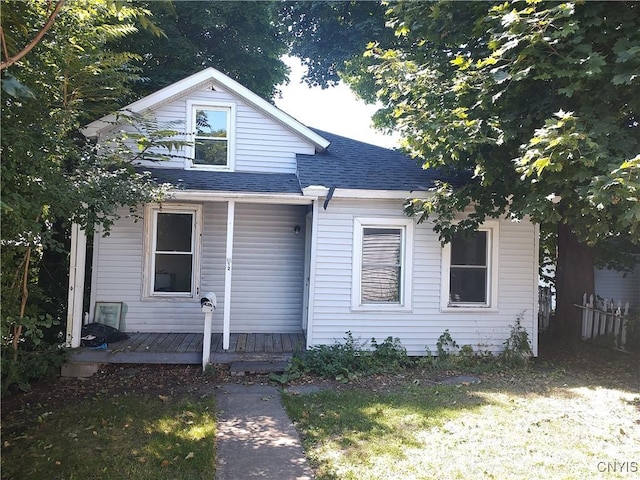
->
[186, 100, 235, 170]
[440, 220, 499, 311]
[352, 217, 414, 311]
[143, 203, 202, 299]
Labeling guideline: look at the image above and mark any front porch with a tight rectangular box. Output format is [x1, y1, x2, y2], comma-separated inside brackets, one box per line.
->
[70, 332, 306, 365]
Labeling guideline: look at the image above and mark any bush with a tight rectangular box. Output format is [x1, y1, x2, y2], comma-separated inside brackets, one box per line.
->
[284, 332, 412, 382]
[436, 329, 459, 358]
[370, 336, 411, 371]
[2, 343, 68, 395]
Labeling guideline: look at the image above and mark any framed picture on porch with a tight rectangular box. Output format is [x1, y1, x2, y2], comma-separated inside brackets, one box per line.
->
[94, 302, 123, 330]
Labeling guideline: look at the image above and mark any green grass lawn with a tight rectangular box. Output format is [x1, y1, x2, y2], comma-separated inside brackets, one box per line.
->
[283, 368, 640, 480]
[2, 345, 638, 480]
[2, 394, 216, 480]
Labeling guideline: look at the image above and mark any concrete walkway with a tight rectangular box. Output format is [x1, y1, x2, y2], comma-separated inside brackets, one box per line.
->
[214, 383, 315, 479]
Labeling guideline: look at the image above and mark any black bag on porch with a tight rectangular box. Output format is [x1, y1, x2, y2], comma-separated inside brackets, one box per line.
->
[81, 322, 129, 347]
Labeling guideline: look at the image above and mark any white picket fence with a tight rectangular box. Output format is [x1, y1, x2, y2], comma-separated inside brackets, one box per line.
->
[577, 293, 630, 350]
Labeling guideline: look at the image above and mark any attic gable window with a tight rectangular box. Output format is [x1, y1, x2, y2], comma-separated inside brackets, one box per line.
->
[187, 100, 235, 170]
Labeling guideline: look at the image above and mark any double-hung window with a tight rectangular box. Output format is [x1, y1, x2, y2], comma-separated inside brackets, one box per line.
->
[352, 218, 413, 310]
[187, 101, 235, 169]
[144, 204, 202, 298]
[441, 221, 499, 310]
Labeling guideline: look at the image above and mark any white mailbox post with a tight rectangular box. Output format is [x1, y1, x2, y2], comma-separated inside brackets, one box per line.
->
[200, 292, 217, 371]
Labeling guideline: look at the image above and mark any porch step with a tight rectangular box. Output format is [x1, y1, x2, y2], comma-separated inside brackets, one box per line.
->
[61, 362, 102, 378]
[229, 360, 290, 376]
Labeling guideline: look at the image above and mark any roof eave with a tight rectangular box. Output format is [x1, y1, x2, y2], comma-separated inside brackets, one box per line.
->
[170, 189, 313, 204]
[302, 187, 433, 199]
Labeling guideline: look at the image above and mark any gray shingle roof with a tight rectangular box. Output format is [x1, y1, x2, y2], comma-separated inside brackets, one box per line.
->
[138, 129, 467, 194]
[138, 168, 302, 194]
[298, 129, 466, 191]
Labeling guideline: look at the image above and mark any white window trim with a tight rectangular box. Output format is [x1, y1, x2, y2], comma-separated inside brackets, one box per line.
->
[440, 220, 499, 312]
[352, 217, 414, 312]
[143, 203, 202, 299]
[185, 100, 236, 171]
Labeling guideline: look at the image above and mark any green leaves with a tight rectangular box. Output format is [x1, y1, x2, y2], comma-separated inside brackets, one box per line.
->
[518, 110, 595, 177]
[450, 56, 472, 70]
[360, 0, 639, 255]
[0, 0, 176, 370]
[1, 75, 35, 99]
[117, 1, 289, 100]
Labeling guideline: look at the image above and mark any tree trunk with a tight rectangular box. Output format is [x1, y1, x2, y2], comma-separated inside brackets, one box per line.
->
[554, 222, 595, 339]
[12, 245, 32, 362]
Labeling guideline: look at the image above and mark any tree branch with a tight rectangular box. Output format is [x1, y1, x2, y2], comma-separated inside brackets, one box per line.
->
[0, 0, 65, 71]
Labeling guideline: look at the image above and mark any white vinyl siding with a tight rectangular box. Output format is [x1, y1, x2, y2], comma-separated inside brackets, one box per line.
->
[229, 203, 307, 332]
[594, 267, 640, 308]
[121, 85, 315, 172]
[89, 211, 146, 333]
[308, 199, 537, 356]
[90, 202, 306, 333]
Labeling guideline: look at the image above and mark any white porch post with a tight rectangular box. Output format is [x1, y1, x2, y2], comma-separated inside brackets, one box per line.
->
[201, 292, 217, 370]
[202, 310, 213, 368]
[305, 199, 320, 350]
[223, 201, 235, 350]
[66, 223, 87, 348]
[532, 222, 540, 356]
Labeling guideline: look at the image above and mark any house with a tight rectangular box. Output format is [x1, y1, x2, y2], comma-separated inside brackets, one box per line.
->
[65, 67, 540, 361]
[594, 267, 640, 310]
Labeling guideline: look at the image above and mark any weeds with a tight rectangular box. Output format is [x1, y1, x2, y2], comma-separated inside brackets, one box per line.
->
[436, 329, 459, 358]
[420, 320, 534, 373]
[275, 332, 413, 383]
[623, 313, 640, 352]
[500, 315, 533, 367]
[273, 318, 534, 384]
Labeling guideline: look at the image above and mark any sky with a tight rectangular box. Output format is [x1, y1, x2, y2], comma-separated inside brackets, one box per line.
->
[274, 56, 400, 149]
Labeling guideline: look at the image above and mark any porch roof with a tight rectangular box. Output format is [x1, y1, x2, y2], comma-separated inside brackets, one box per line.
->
[140, 168, 303, 194]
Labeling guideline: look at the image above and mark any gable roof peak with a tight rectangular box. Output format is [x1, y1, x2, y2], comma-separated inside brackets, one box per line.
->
[82, 67, 330, 152]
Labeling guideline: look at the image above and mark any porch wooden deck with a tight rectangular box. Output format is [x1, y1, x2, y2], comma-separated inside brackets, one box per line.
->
[70, 332, 306, 365]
